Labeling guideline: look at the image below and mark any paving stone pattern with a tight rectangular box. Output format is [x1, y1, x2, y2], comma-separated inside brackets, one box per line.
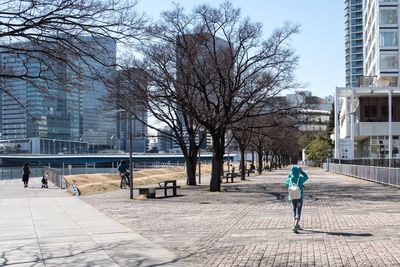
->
[0, 178, 191, 267]
[83, 168, 400, 267]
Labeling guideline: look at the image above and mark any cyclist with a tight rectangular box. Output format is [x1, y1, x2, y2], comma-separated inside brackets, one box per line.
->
[118, 160, 130, 189]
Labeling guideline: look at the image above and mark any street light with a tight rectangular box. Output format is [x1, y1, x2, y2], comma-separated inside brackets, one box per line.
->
[198, 148, 201, 184]
[128, 113, 133, 199]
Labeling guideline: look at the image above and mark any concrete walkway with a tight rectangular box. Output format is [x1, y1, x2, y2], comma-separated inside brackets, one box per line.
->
[83, 167, 400, 267]
[0, 178, 192, 266]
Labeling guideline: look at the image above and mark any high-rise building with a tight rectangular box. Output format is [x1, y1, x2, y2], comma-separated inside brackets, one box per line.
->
[364, 0, 399, 86]
[157, 127, 173, 153]
[345, 0, 364, 87]
[175, 33, 229, 153]
[0, 36, 117, 154]
[79, 36, 117, 149]
[114, 69, 149, 153]
[116, 110, 148, 153]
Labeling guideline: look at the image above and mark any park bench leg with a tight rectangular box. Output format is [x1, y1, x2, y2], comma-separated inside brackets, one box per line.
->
[173, 187, 177, 196]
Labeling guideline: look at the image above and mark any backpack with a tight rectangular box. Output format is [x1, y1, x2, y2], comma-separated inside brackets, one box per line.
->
[288, 178, 301, 200]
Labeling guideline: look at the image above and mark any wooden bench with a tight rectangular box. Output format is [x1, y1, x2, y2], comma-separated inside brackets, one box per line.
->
[222, 172, 238, 183]
[135, 180, 181, 198]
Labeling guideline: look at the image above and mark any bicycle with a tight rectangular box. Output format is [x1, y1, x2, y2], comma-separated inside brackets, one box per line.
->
[120, 172, 130, 189]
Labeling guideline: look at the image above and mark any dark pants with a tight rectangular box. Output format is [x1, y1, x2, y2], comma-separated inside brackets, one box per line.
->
[292, 199, 303, 220]
[22, 175, 29, 186]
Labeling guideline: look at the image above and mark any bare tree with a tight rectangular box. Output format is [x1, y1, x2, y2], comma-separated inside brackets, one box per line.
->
[117, 2, 298, 191]
[0, 0, 146, 108]
[231, 117, 255, 180]
[106, 67, 204, 185]
[260, 117, 301, 171]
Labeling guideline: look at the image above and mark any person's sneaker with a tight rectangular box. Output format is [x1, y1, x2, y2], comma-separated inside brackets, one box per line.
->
[292, 225, 298, 232]
[295, 224, 302, 230]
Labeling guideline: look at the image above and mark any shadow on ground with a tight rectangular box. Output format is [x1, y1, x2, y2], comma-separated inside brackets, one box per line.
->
[300, 229, 373, 237]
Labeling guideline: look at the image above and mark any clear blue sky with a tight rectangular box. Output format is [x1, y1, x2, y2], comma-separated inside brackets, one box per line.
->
[137, 0, 345, 98]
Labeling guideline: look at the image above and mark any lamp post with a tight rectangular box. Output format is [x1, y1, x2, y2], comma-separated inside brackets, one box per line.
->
[128, 113, 133, 199]
[198, 148, 201, 184]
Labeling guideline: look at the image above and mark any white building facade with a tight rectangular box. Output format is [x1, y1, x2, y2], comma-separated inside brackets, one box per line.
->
[335, 0, 400, 160]
[335, 87, 400, 159]
[364, 0, 399, 86]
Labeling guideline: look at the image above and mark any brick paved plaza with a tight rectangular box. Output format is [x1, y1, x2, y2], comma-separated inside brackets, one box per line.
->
[83, 167, 400, 267]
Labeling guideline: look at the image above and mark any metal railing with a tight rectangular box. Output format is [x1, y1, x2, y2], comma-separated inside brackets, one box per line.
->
[0, 161, 212, 180]
[324, 162, 400, 187]
[43, 166, 67, 189]
[0, 167, 43, 180]
[328, 158, 400, 168]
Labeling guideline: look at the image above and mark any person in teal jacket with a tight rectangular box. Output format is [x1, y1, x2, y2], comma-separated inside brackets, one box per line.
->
[285, 166, 308, 232]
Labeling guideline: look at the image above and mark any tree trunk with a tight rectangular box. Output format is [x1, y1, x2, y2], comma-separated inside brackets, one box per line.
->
[185, 156, 197, 185]
[257, 146, 263, 174]
[269, 153, 274, 171]
[264, 150, 269, 170]
[240, 146, 246, 180]
[210, 133, 225, 192]
[278, 154, 282, 169]
[179, 135, 198, 186]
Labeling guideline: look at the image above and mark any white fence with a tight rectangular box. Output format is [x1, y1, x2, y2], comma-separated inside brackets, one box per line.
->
[324, 163, 400, 187]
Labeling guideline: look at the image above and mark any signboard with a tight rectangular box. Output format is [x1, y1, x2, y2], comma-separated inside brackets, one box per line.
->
[340, 138, 354, 159]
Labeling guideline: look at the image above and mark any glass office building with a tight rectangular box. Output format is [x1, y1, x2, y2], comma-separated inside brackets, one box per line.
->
[345, 0, 364, 87]
[0, 36, 117, 154]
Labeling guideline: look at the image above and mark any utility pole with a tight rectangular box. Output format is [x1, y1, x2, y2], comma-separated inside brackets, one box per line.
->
[129, 113, 134, 199]
[198, 148, 201, 184]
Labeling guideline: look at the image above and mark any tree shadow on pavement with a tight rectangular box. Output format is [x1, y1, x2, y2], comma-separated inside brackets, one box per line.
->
[0, 240, 193, 267]
[300, 229, 372, 237]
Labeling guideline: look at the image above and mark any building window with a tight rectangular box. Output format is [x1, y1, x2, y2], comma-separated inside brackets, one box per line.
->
[380, 32, 398, 47]
[381, 104, 388, 121]
[380, 54, 398, 70]
[380, 9, 397, 25]
[360, 97, 400, 122]
[364, 105, 377, 121]
[394, 97, 400, 122]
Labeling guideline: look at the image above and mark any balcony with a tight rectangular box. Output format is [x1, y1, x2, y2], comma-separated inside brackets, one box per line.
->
[354, 122, 400, 138]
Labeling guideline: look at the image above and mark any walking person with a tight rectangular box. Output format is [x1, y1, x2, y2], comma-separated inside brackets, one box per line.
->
[285, 166, 308, 232]
[22, 163, 31, 188]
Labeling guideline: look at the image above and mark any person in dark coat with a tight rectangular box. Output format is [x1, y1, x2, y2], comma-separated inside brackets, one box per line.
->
[22, 163, 31, 188]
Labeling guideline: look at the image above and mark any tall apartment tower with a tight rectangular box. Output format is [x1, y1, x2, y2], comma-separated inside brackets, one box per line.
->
[345, 0, 364, 87]
[364, 0, 399, 86]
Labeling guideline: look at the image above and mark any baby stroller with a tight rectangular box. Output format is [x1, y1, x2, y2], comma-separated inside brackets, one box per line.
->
[41, 173, 48, 188]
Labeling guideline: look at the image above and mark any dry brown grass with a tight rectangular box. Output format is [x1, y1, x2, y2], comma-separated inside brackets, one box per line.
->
[64, 164, 213, 195]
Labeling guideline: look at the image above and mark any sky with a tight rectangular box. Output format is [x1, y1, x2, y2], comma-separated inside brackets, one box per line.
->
[136, 0, 345, 99]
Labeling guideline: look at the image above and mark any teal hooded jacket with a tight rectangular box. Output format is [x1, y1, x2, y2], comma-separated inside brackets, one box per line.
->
[285, 166, 308, 200]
